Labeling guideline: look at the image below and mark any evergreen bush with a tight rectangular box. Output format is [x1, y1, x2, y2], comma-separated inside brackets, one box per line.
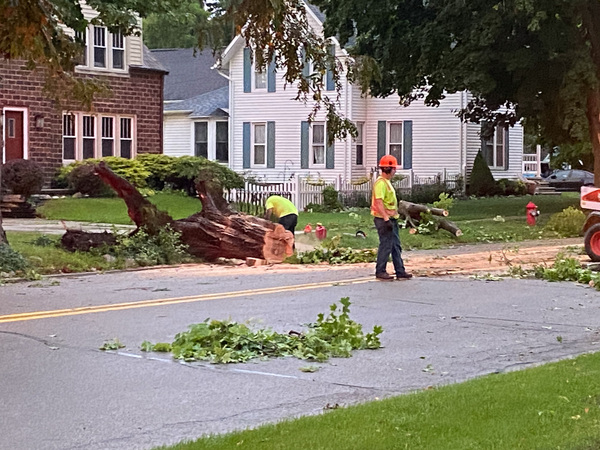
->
[322, 185, 343, 212]
[544, 206, 586, 237]
[468, 151, 499, 196]
[1, 159, 45, 197]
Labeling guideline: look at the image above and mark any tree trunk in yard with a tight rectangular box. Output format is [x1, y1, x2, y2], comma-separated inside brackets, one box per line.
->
[587, 89, 600, 186]
[92, 163, 294, 262]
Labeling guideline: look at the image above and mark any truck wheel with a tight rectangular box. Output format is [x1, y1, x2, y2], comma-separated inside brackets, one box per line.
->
[584, 223, 600, 262]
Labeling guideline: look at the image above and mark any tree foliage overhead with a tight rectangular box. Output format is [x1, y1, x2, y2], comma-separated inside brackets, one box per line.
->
[143, 0, 211, 49]
[308, 0, 600, 178]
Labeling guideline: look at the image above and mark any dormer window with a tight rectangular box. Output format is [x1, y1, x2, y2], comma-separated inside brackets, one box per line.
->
[94, 26, 106, 68]
[76, 25, 127, 72]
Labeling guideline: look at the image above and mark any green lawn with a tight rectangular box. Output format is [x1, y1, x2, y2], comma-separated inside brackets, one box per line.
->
[37, 191, 202, 224]
[156, 351, 600, 450]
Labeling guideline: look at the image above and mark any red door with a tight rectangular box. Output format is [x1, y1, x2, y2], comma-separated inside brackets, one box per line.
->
[5, 110, 24, 161]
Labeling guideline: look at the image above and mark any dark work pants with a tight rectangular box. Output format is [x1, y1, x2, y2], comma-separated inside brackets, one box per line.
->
[278, 214, 298, 235]
[374, 217, 406, 276]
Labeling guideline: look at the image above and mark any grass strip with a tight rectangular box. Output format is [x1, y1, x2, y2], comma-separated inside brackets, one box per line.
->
[156, 352, 600, 450]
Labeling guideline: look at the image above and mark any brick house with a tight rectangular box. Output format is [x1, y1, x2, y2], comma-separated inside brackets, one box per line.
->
[0, 6, 167, 186]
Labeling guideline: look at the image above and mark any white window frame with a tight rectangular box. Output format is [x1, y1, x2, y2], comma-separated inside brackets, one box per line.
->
[215, 121, 229, 163]
[354, 122, 364, 166]
[76, 25, 127, 73]
[388, 122, 403, 168]
[62, 112, 136, 162]
[62, 113, 77, 161]
[310, 122, 326, 168]
[253, 52, 267, 90]
[194, 121, 209, 158]
[119, 117, 133, 159]
[101, 116, 114, 157]
[482, 124, 507, 169]
[112, 31, 125, 70]
[252, 122, 267, 167]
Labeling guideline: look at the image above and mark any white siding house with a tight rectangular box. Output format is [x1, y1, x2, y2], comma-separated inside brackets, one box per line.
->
[218, 2, 524, 187]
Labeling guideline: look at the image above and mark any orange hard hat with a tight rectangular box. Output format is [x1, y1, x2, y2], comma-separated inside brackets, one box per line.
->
[379, 155, 399, 168]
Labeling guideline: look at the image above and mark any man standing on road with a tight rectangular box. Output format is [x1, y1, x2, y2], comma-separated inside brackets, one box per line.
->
[264, 195, 299, 236]
[371, 155, 412, 281]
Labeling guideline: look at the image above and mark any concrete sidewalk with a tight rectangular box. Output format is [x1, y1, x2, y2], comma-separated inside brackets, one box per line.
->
[2, 217, 135, 234]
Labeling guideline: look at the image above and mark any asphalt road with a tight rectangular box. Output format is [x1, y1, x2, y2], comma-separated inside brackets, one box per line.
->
[1, 264, 599, 450]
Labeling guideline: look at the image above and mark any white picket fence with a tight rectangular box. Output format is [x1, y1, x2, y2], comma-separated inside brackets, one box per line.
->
[226, 169, 462, 212]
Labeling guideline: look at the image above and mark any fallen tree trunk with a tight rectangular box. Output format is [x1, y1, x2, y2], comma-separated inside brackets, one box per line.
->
[398, 200, 448, 220]
[437, 218, 463, 237]
[88, 162, 293, 262]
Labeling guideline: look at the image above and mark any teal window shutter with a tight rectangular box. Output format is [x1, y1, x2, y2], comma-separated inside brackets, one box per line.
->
[267, 58, 276, 93]
[377, 121, 386, 162]
[301, 121, 309, 169]
[326, 45, 335, 91]
[243, 48, 251, 93]
[267, 121, 276, 168]
[326, 134, 334, 169]
[403, 120, 413, 169]
[243, 122, 251, 168]
[504, 127, 509, 170]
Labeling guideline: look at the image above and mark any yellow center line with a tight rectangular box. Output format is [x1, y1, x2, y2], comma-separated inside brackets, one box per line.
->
[0, 277, 372, 324]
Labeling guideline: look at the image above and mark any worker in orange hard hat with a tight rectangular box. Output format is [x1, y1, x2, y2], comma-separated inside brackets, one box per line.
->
[371, 155, 412, 281]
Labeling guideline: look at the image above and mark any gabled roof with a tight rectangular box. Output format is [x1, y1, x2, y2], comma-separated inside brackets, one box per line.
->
[164, 85, 229, 118]
[150, 48, 228, 101]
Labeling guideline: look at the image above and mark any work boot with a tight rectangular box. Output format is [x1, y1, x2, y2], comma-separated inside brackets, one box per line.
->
[375, 272, 394, 281]
[396, 272, 413, 280]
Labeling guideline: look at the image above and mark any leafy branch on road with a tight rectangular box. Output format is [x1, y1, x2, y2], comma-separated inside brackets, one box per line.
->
[533, 255, 600, 290]
[141, 298, 383, 364]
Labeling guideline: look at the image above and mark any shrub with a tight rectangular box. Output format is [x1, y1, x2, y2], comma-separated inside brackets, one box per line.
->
[1, 159, 45, 197]
[497, 178, 527, 196]
[468, 151, 499, 196]
[67, 163, 114, 197]
[544, 206, 586, 237]
[0, 244, 29, 274]
[112, 225, 189, 266]
[136, 154, 176, 190]
[398, 183, 449, 204]
[322, 186, 343, 212]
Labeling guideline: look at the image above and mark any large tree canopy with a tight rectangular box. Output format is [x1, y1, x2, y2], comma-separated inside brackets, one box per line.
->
[306, 0, 600, 179]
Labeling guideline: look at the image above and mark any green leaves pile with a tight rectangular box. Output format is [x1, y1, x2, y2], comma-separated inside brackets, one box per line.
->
[534, 255, 600, 290]
[141, 298, 383, 363]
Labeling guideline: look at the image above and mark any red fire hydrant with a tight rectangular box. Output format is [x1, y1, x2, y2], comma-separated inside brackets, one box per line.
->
[526, 201, 539, 226]
[315, 223, 327, 240]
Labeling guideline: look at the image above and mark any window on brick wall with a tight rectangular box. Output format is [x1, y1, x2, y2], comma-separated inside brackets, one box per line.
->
[62, 112, 135, 161]
[63, 114, 76, 160]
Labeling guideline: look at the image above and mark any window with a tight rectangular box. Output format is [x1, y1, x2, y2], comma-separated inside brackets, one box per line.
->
[93, 26, 106, 68]
[101, 117, 114, 157]
[77, 25, 126, 71]
[254, 68, 266, 89]
[82, 115, 96, 159]
[62, 112, 135, 160]
[253, 123, 266, 166]
[311, 123, 325, 166]
[75, 29, 87, 66]
[194, 122, 208, 158]
[112, 31, 124, 69]
[389, 122, 403, 164]
[216, 122, 228, 163]
[7, 118, 15, 138]
[482, 124, 507, 169]
[120, 118, 132, 158]
[63, 114, 76, 160]
[355, 122, 364, 165]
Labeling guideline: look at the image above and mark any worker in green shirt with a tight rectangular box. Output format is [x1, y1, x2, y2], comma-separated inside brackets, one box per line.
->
[264, 195, 299, 235]
[371, 155, 412, 281]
